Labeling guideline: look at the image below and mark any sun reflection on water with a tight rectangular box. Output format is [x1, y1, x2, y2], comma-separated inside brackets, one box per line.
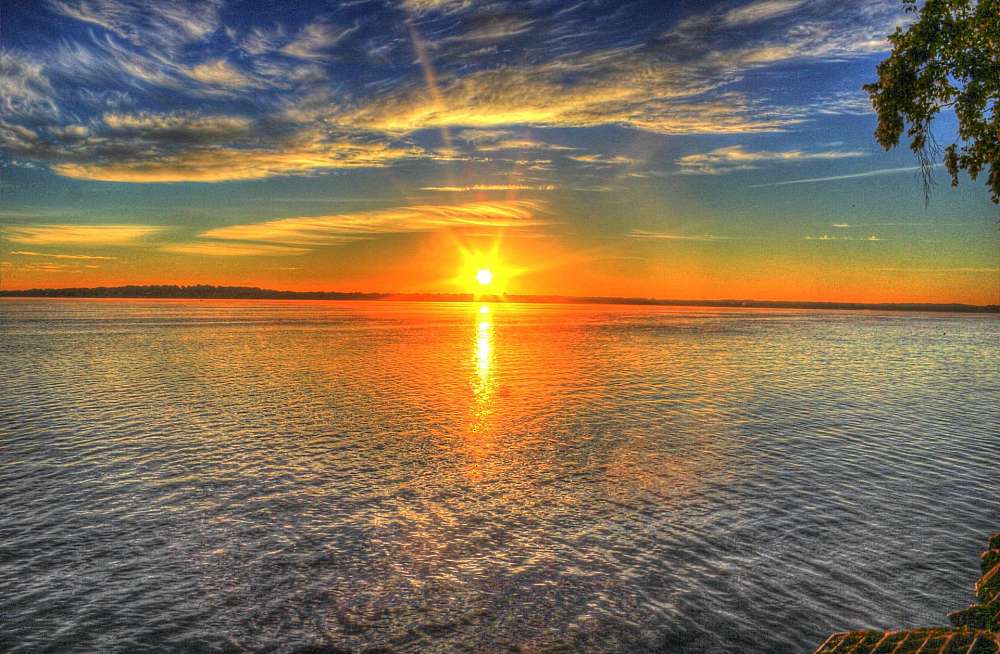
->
[466, 303, 497, 477]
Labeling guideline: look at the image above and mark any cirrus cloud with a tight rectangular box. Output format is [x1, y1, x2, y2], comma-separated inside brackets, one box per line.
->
[3, 224, 165, 245]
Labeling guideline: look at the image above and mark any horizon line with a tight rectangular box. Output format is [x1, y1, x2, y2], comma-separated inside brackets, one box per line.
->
[0, 284, 996, 313]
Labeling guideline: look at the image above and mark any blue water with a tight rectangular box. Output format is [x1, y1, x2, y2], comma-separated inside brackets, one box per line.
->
[1, 299, 997, 653]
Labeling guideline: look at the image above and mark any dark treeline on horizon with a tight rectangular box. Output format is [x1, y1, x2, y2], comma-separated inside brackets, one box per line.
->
[1, 284, 997, 313]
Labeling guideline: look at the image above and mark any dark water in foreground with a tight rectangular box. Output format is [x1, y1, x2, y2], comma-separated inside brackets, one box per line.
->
[1, 299, 998, 653]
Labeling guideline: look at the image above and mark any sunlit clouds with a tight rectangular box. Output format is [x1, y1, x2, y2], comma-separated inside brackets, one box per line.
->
[2, 0, 908, 183]
[10, 250, 117, 260]
[677, 146, 866, 175]
[160, 242, 310, 256]
[52, 139, 424, 182]
[4, 225, 164, 245]
[420, 184, 557, 192]
[626, 230, 738, 242]
[190, 200, 547, 252]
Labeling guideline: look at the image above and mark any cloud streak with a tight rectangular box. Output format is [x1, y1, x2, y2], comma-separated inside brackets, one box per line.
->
[626, 230, 738, 241]
[10, 250, 117, 260]
[749, 165, 939, 187]
[3, 224, 164, 245]
[678, 145, 865, 175]
[419, 184, 558, 192]
[199, 200, 548, 246]
[159, 200, 550, 257]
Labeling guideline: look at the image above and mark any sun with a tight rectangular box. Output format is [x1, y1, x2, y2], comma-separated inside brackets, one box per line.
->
[447, 236, 520, 296]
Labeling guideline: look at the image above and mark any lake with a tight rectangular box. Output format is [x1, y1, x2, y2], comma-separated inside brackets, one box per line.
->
[1, 299, 997, 653]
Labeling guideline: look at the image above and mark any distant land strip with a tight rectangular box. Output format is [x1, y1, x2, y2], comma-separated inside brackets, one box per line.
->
[1, 285, 997, 313]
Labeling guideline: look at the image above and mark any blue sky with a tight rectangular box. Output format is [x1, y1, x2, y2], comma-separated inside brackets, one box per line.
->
[1, 0, 997, 302]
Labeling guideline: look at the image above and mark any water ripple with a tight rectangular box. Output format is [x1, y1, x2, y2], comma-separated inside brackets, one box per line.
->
[1, 299, 997, 653]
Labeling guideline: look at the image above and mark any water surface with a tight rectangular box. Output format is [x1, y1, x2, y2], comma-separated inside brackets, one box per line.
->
[1, 299, 998, 652]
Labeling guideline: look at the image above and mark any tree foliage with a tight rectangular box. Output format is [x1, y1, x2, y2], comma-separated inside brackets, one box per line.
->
[864, 0, 999, 203]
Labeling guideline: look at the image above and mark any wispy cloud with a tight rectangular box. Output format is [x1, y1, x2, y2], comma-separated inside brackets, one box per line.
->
[280, 20, 357, 59]
[102, 112, 253, 139]
[804, 234, 882, 241]
[419, 184, 557, 192]
[48, 0, 223, 54]
[723, 0, 808, 26]
[569, 154, 639, 166]
[3, 260, 103, 272]
[9, 250, 117, 260]
[328, 61, 800, 135]
[678, 145, 865, 174]
[749, 165, 938, 188]
[160, 242, 308, 256]
[626, 230, 738, 241]
[456, 129, 574, 152]
[185, 58, 253, 88]
[3, 224, 164, 245]
[400, 0, 473, 15]
[199, 200, 547, 246]
[0, 50, 59, 118]
[2, 0, 909, 186]
[51, 134, 424, 182]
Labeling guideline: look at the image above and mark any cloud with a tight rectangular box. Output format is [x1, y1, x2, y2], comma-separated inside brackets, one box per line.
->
[199, 200, 547, 246]
[812, 91, 873, 115]
[436, 17, 535, 44]
[6, 104, 426, 183]
[239, 24, 288, 56]
[160, 242, 308, 256]
[749, 165, 939, 187]
[626, 230, 737, 241]
[400, 0, 473, 14]
[280, 20, 357, 59]
[419, 184, 557, 192]
[3, 224, 164, 245]
[3, 260, 104, 272]
[456, 129, 573, 152]
[0, 120, 41, 152]
[48, 0, 223, 54]
[723, 0, 807, 26]
[677, 145, 865, 174]
[327, 51, 801, 135]
[804, 234, 882, 241]
[186, 58, 253, 88]
[668, 0, 906, 65]
[9, 250, 116, 260]
[568, 154, 638, 166]
[102, 112, 253, 140]
[2, 0, 908, 186]
[0, 50, 59, 118]
[48, 125, 91, 139]
[52, 139, 423, 182]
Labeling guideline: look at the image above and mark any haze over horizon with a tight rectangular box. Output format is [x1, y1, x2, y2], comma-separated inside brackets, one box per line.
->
[1, 0, 998, 304]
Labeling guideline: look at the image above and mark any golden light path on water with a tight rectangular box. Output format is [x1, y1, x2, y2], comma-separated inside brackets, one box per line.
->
[466, 303, 496, 479]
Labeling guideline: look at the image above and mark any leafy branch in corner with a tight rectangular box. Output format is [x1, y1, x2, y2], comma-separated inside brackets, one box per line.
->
[864, 0, 999, 204]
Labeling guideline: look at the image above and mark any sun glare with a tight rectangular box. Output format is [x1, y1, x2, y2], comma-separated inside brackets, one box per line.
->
[448, 236, 521, 296]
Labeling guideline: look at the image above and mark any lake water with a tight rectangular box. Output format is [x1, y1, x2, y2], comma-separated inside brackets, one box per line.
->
[1, 299, 997, 653]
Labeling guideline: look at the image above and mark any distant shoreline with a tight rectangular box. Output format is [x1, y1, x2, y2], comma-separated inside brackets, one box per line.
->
[1, 285, 997, 313]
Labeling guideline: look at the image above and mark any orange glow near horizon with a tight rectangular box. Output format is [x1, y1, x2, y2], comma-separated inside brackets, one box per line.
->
[2, 224, 998, 306]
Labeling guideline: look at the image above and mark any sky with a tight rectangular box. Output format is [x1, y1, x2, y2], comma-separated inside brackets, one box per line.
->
[1, 0, 997, 304]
